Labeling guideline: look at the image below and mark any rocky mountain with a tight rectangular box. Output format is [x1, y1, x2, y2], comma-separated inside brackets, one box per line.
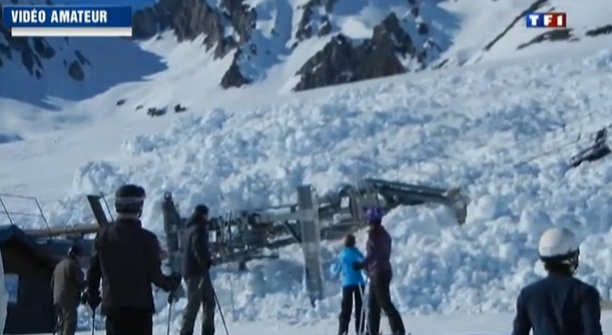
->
[0, 0, 166, 108]
[129, 0, 448, 91]
[1, 0, 611, 103]
[0, 17, 89, 82]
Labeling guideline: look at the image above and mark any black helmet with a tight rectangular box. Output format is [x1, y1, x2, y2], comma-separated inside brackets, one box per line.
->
[68, 245, 82, 257]
[194, 204, 209, 216]
[115, 184, 146, 215]
[344, 234, 356, 247]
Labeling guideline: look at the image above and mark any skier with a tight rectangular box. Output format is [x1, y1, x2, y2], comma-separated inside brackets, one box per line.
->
[161, 191, 185, 302]
[354, 208, 405, 335]
[331, 233, 366, 335]
[52, 245, 85, 335]
[180, 204, 216, 335]
[511, 227, 602, 335]
[162, 192, 181, 228]
[84, 184, 182, 335]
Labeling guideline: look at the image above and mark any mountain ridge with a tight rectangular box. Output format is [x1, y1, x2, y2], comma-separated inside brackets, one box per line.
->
[1, 0, 611, 111]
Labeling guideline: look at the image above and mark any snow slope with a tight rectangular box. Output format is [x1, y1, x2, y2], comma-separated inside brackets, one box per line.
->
[0, 36, 166, 139]
[476, 0, 612, 63]
[3, 0, 611, 142]
[2, 38, 612, 333]
[55, 314, 612, 335]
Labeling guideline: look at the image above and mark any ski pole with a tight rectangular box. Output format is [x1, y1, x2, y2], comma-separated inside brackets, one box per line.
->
[358, 284, 368, 335]
[212, 287, 230, 335]
[52, 316, 59, 335]
[166, 300, 173, 335]
[358, 275, 370, 335]
[90, 308, 96, 335]
[52, 307, 59, 335]
[228, 270, 237, 322]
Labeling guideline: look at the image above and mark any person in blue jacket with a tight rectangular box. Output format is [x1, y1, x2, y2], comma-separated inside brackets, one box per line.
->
[511, 227, 602, 335]
[331, 233, 366, 335]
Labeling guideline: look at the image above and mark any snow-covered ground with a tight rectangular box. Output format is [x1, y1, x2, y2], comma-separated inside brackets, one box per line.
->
[68, 314, 612, 335]
[2, 11, 612, 335]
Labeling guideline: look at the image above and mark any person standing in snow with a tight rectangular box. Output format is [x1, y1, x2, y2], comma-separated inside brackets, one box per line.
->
[331, 233, 366, 335]
[52, 245, 85, 335]
[180, 204, 216, 335]
[511, 227, 602, 335]
[354, 208, 405, 335]
[84, 184, 182, 335]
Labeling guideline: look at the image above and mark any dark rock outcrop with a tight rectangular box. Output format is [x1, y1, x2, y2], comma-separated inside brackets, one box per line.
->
[221, 53, 251, 88]
[74, 50, 90, 65]
[131, 0, 255, 57]
[32, 38, 55, 59]
[294, 0, 337, 45]
[294, 13, 421, 91]
[517, 23, 612, 50]
[147, 107, 166, 117]
[0, 133, 23, 144]
[133, 0, 229, 57]
[586, 25, 612, 37]
[68, 61, 85, 81]
[0, 2, 88, 81]
[482, 0, 548, 51]
[131, 0, 257, 87]
[67, 49, 90, 81]
[0, 133, 23, 145]
[220, 0, 257, 44]
[517, 29, 576, 50]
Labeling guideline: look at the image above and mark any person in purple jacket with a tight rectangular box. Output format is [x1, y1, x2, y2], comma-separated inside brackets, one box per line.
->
[354, 208, 405, 335]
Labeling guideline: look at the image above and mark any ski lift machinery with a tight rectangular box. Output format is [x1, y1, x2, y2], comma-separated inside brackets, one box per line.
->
[569, 128, 611, 167]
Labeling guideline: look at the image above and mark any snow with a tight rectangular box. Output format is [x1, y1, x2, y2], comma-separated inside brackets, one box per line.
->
[7, 0, 609, 138]
[2, 1, 612, 334]
[0, 36, 165, 109]
[66, 313, 612, 335]
[470, 0, 612, 63]
[3, 43, 612, 332]
[436, 0, 528, 66]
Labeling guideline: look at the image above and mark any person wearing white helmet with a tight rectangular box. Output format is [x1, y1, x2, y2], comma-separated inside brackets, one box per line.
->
[511, 227, 602, 335]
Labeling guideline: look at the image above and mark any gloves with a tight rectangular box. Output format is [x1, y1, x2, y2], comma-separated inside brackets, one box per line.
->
[83, 291, 101, 310]
[167, 289, 178, 304]
[205, 259, 214, 269]
[166, 273, 182, 293]
[353, 262, 365, 271]
[80, 292, 88, 305]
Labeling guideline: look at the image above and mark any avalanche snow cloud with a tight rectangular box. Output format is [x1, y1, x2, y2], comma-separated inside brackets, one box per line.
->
[47, 48, 612, 320]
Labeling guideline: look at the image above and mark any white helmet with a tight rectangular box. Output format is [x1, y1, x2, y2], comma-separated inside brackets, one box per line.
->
[538, 227, 580, 271]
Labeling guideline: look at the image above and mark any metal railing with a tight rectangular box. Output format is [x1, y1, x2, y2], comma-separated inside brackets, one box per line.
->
[0, 193, 51, 232]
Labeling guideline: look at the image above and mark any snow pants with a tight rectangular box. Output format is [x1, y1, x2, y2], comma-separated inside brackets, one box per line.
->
[338, 284, 365, 335]
[367, 270, 405, 335]
[105, 308, 153, 335]
[180, 271, 216, 335]
[54, 304, 78, 335]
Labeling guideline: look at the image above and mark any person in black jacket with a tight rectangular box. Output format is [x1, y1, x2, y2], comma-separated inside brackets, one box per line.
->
[180, 204, 216, 335]
[512, 227, 602, 335]
[84, 184, 181, 335]
[353, 208, 405, 335]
